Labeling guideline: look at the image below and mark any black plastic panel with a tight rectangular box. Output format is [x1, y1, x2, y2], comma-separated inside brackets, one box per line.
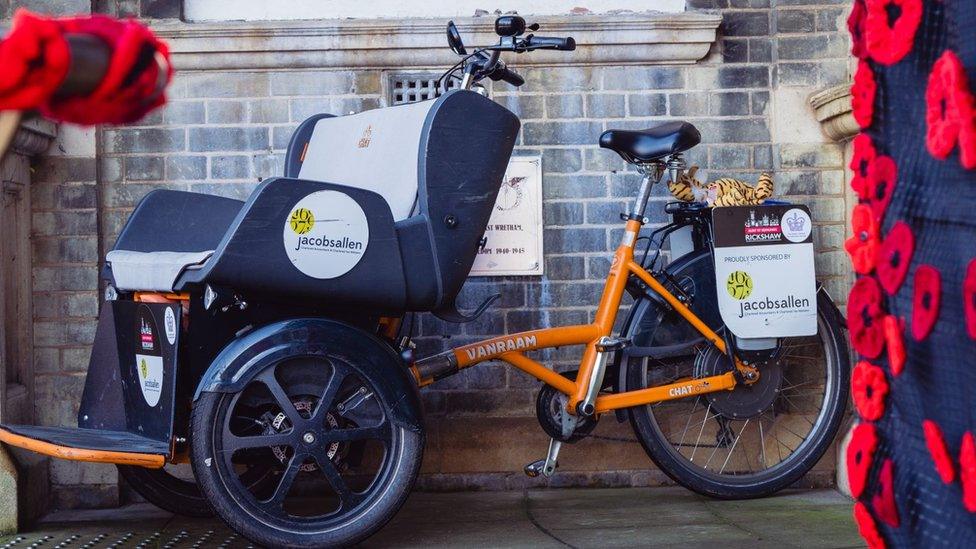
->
[79, 301, 180, 445]
[113, 189, 243, 253]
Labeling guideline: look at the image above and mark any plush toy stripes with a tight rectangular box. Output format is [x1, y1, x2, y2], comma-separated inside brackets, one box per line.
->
[666, 166, 774, 207]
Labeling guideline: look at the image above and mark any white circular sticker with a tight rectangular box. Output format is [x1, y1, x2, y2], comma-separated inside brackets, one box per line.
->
[283, 190, 369, 279]
[780, 208, 812, 243]
[164, 307, 177, 345]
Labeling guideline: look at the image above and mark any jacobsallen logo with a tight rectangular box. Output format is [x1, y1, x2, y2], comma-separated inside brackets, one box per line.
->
[289, 207, 315, 235]
[726, 270, 754, 300]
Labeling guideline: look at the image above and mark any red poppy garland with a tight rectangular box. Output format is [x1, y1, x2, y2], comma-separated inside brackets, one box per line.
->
[851, 134, 878, 200]
[925, 50, 976, 168]
[923, 420, 955, 484]
[849, 422, 879, 498]
[864, 0, 922, 66]
[854, 501, 886, 549]
[848, 276, 886, 358]
[964, 259, 976, 340]
[876, 222, 914, 295]
[853, 60, 878, 128]
[873, 459, 900, 527]
[868, 156, 897, 223]
[848, 0, 868, 59]
[961, 432, 976, 512]
[853, 361, 889, 421]
[846, 205, 881, 275]
[911, 265, 942, 341]
[884, 316, 906, 376]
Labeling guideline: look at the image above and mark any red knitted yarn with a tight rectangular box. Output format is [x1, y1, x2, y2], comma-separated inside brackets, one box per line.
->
[923, 420, 955, 484]
[868, 155, 897, 224]
[854, 501, 886, 549]
[877, 222, 914, 295]
[873, 459, 900, 527]
[853, 60, 878, 128]
[853, 360, 889, 421]
[848, 276, 886, 359]
[851, 134, 878, 200]
[864, 0, 922, 65]
[911, 265, 941, 341]
[848, 0, 868, 59]
[960, 432, 976, 513]
[965, 259, 976, 340]
[849, 422, 879, 498]
[846, 205, 881, 275]
[925, 51, 976, 168]
[0, 10, 70, 110]
[883, 316, 906, 376]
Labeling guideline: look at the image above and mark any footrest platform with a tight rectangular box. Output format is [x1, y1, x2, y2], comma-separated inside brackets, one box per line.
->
[0, 425, 167, 468]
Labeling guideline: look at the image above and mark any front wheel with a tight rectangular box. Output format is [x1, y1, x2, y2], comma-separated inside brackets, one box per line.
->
[626, 289, 850, 499]
[191, 350, 424, 548]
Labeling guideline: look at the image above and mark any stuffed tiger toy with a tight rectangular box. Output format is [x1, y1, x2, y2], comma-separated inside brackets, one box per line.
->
[667, 166, 774, 207]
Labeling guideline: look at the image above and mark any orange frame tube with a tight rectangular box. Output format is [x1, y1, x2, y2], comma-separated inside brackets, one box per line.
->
[0, 427, 166, 468]
[414, 219, 755, 413]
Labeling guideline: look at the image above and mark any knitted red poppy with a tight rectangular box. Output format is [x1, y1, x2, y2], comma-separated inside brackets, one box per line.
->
[855, 502, 886, 549]
[848, 422, 879, 498]
[877, 222, 914, 295]
[851, 134, 878, 200]
[0, 10, 70, 110]
[873, 459, 900, 527]
[846, 205, 880, 275]
[961, 432, 976, 512]
[853, 61, 878, 128]
[865, 0, 922, 66]
[848, 0, 868, 59]
[868, 156, 897, 223]
[964, 259, 976, 340]
[912, 265, 941, 341]
[923, 420, 955, 484]
[853, 361, 889, 421]
[925, 50, 976, 168]
[849, 276, 886, 358]
[884, 316, 906, 376]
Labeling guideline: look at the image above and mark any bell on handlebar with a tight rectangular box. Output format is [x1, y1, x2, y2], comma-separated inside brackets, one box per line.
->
[495, 15, 526, 37]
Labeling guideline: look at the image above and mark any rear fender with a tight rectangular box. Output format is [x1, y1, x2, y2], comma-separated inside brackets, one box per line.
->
[193, 318, 423, 433]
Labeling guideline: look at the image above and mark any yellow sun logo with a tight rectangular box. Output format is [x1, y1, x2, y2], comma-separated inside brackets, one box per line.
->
[289, 208, 315, 234]
[139, 358, 148, 379]
[726, 271, 754, 300]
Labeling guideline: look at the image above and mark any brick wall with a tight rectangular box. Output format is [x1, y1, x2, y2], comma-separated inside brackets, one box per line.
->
[18, 0, 855, 507]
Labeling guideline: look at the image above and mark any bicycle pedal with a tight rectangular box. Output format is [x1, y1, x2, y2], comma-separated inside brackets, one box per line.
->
[524, 459, 546, 478]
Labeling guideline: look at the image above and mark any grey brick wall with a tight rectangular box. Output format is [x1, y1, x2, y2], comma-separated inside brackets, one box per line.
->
[21, 1, 854, 506]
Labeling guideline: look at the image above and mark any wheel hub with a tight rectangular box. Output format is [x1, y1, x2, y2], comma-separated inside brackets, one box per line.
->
[694, 346, 783, 420]
[270, 397, 340, 471]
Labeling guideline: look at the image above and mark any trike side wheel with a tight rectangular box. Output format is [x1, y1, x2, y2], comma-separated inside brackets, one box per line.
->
[117, 464, 214, 518]
[190, 352, 424, 548]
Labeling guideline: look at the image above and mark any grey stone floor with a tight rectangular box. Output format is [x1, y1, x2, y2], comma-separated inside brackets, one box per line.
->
[4, 487, 862, 548]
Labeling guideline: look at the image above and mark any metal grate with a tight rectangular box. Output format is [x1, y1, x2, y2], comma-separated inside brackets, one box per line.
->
[387, 73, 458, 105]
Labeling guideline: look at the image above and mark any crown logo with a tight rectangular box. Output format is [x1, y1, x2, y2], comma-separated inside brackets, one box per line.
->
[786, 211, 805, 232]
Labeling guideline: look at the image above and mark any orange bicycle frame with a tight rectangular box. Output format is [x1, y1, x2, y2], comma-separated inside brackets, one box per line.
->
[412, 216, 758, 415]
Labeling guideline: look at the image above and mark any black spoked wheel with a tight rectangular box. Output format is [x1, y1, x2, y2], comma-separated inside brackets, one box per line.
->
[625, 251, 850, 499]
[117, 463, 213, 517]
[192, 354, 423, 548]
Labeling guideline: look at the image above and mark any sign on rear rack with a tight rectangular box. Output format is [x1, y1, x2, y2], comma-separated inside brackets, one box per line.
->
[711, 204, 817, 338]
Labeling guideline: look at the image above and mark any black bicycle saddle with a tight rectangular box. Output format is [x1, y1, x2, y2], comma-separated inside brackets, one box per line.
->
[599, 121, 700, 163]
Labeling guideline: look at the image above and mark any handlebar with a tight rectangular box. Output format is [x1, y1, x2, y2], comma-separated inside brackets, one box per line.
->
[444, 17, 575, 90]
[523, 35, 576, 52]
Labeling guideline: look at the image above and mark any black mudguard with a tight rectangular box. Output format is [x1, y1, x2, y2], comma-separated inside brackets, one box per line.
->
[193, 318, 424, 433]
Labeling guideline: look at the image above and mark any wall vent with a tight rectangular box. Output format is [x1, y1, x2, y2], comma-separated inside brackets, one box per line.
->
[387, 73, 459, 105]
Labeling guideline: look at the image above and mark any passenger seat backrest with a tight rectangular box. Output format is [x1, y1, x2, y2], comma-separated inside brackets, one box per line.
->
[293, 99, 437, 221]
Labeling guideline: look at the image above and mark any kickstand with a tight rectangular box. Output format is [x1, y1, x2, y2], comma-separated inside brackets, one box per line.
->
[524, 438, 562, 478]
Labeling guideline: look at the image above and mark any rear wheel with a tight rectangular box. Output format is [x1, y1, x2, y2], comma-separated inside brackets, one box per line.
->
[625, 252, 850, 499]
[191, 352, 423, 548]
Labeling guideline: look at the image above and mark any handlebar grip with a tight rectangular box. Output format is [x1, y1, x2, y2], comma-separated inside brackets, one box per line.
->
[527, 36, 576, 51]
[497, 67, 525, 87]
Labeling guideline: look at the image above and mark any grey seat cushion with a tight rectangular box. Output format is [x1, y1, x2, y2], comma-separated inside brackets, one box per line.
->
[106, 250, 214, 292]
